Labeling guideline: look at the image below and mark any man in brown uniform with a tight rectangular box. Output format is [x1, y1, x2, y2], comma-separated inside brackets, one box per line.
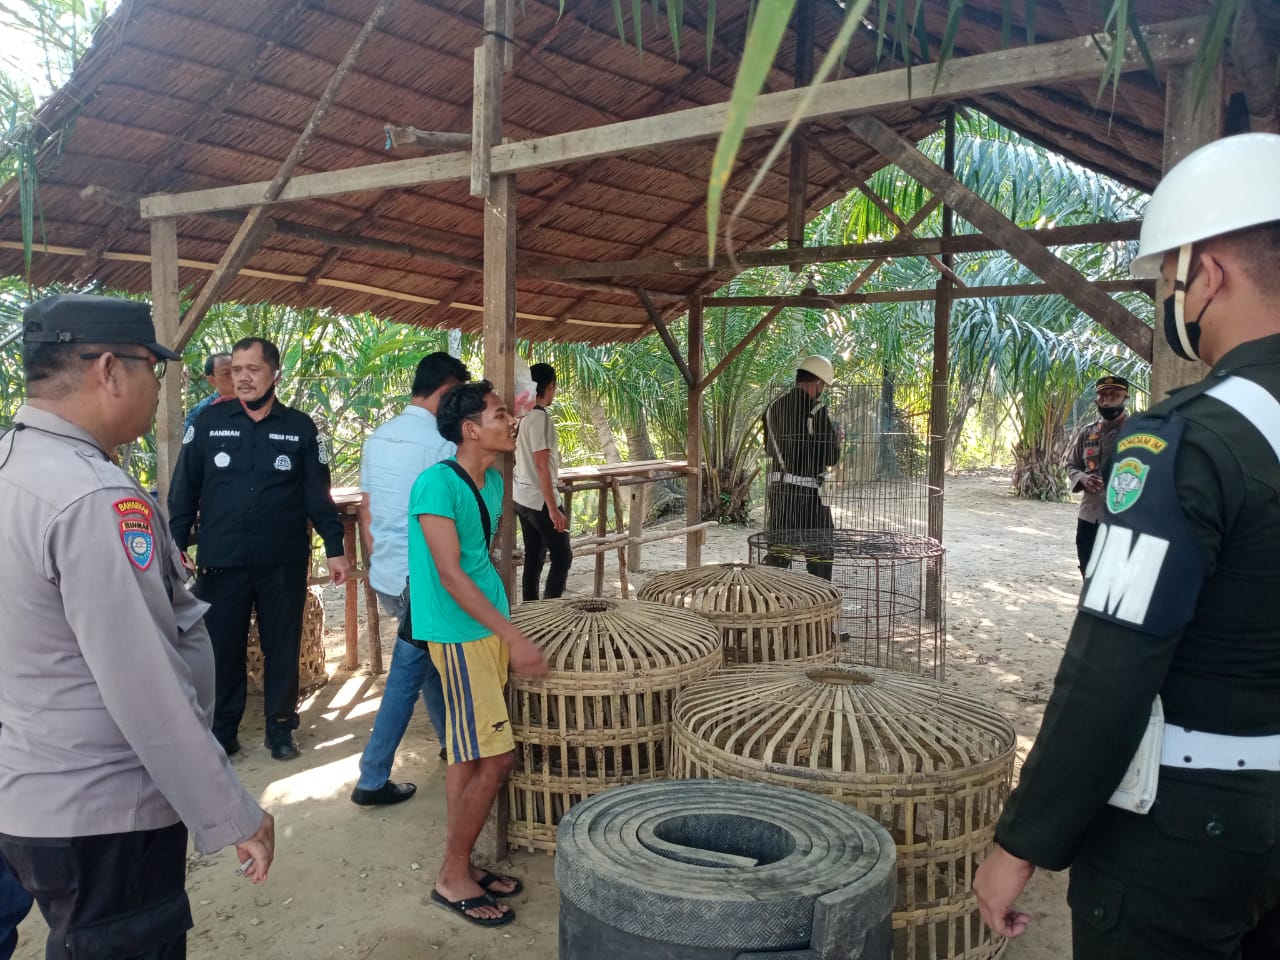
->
[0, 296, 274, 960]
[1064, 375, 1130, 573]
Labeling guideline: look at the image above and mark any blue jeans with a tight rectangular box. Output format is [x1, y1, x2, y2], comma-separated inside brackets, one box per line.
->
[0, 855, 32, 960]
[356, 596, 447, 790]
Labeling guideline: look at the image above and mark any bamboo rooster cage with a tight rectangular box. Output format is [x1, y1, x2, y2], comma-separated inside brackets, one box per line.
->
[671, 663, 1015, 960]
[636, 563, 841, 666]
[507, 597, 722, 852]
[247, 585, 328, 698]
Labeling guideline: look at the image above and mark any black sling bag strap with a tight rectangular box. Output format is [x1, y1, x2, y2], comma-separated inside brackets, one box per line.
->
[397, 461, 493, 650]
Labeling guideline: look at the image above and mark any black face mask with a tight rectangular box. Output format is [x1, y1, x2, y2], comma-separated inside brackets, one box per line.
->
[243, 383, 275, 411]
[1097, 404, 1125, 421]
[1162, 293, 1202, 362]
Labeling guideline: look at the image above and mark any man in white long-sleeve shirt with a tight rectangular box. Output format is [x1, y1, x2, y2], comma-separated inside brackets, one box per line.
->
[0, 296, 273, 960]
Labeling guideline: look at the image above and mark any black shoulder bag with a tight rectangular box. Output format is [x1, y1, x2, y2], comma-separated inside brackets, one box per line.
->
[396, 461, 493, 650]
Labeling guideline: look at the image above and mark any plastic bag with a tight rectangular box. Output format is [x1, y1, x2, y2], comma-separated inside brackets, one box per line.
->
[513, 356, 537, 417]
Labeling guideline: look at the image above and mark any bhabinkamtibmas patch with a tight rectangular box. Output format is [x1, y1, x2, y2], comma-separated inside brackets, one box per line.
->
[1117, 433, 1168, 455]
[113, 497, 155, 570]
[1107, 457, 1149, 514]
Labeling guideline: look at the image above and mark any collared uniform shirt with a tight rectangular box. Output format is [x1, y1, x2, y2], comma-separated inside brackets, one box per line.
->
[0, 406, 264, 853]
[996, 333, 1280, 871]
[1064, 412, 1127, 524]
[169, 398, 346, 565]
[360, 404, 455, 597]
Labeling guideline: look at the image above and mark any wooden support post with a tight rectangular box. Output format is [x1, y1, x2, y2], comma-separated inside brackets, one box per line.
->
[787, 0, 814, 259]
[610, 479, 629, 598]
[686, 295, 704, 568]
[484, 174, 518, 605]
[342, 521, 360, 670]
[150, 219, 182, 506]
[928, 110, 955, 563]
[593, 487, 608, 596]
[1149, 60, 1224, 402]
[627, 486, 645, 572]
[476, 0, 515, 865]
[846, 115, 1153, 361]
[358, 519, 382, 676]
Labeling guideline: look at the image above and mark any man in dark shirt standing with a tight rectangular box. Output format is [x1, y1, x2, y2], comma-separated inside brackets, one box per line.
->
[761, 355, 841, 579]
[169, 337, 349, 760]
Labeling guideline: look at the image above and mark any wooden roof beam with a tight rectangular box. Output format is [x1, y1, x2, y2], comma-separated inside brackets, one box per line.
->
[176, 0, 396, 346]
[704, 279, 1152, 307]
[846, 114, 1152, 360]
[523, 219, 1142, 281]
[140, 17, 1205, 220]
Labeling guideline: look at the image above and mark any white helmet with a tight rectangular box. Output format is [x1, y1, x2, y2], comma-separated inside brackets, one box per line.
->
[1131, 133, 1280, 279]
[796, 354, 834, 384]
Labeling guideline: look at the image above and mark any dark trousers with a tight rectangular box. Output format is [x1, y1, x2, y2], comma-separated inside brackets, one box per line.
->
[1068, 768, 1280, 959]
[515, 502, 573, 602]
[762, 482, 834, 580]
[1076, 518, 1100, 575]
[0, 855, 31, 960]
[196, 561, 308, 745]
[0, 823, 191, 960]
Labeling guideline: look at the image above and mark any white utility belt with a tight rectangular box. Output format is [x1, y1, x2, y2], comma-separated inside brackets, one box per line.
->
[768, 472, 821, 489]
[1160, 725, 1280, 772]
[1109, 699, 1279, 814]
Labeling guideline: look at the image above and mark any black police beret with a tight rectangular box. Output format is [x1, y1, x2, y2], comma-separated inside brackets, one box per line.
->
[23, 295, 180, 361]
[1095, 375, 1130, 392]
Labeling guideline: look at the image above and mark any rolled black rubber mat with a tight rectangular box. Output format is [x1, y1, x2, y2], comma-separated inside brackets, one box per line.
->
[556, 779, 896, 960]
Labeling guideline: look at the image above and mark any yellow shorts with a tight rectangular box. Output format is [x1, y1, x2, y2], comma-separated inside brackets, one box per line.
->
[429, 634, 513, 763]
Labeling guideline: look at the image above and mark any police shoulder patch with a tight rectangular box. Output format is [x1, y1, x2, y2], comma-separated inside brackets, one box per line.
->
[317, 436, 330, 465]
[182, 425, 195, 445]
[113, 497, 155, 571]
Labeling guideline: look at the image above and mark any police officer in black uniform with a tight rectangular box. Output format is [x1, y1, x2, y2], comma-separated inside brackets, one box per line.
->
[169, 336, 349, 760]
[762, 354, 841, 580]
[974, 132, 1280, 958]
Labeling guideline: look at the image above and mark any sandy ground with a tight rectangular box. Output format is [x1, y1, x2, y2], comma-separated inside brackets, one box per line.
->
[12, 471, 1081, 959]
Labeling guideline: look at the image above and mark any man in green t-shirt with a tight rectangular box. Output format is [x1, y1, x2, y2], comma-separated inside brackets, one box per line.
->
[408, 381, 548, 928]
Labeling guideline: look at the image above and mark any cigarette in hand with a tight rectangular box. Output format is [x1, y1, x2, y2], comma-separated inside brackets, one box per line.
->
[235, 857, 254, 877]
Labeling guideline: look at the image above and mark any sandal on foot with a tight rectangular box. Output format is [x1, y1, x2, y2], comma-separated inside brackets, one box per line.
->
[476, 870, 523, 898]
[429, 889, 514, 927]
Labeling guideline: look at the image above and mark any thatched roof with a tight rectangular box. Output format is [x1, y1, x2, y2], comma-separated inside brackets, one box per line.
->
[0, 0, 1270, 344]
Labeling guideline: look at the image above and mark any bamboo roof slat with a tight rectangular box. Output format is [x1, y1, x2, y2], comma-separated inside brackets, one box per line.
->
[1, 0, 1273, 342]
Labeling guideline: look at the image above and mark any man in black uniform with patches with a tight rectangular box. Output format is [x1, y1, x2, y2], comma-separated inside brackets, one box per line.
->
[975, 132, 1280, 958]
[169, 336, 349, 761]
[762, 355, 841, 580]
[1064, 375, 1130, 573]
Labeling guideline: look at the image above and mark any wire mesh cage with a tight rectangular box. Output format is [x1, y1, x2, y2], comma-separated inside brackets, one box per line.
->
[506, 597, 723, 852]
[760, 380, 940, 538]
[749, 530, 946, 679]
[671, 663, 1015, 960]
[636, 563, 841, 666]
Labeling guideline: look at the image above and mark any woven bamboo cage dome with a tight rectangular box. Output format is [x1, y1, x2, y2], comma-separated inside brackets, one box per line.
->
[671, 663, 1016, 960]
[636, 563, 841, 666]
[507, 597, 722, 852]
